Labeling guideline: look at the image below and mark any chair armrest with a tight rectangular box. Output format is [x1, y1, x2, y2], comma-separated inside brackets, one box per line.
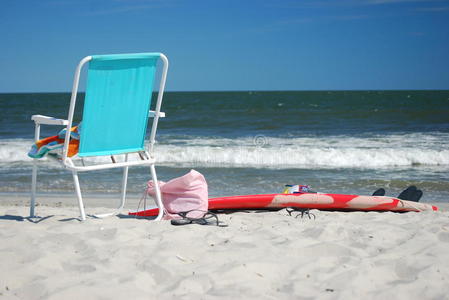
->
[149, 110, 165, 118]
[31, 115, 69, 126]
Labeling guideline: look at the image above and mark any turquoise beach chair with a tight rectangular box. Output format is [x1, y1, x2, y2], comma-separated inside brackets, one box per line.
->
[30, 53, 169, 221]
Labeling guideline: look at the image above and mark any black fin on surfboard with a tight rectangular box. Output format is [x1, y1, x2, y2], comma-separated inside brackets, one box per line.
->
[372, 188, 386, 196]
[408, 189, 423, 202]
[397, 186, 421, 201]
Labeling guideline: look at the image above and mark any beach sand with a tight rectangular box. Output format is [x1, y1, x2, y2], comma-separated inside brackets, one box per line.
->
[1, 196, 449, 299]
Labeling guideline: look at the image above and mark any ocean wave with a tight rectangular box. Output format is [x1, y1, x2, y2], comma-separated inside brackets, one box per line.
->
[1, 134, 449, 169]
[156, 145, 449, 168]
[0, 139, 32, 163]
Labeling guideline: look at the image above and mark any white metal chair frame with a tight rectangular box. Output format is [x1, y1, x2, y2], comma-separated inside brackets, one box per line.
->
[30, 54, 169, 221]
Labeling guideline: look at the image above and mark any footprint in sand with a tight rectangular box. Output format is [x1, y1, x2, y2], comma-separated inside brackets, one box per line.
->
[84, 228, 118, 241]
[61, 262, 96, 273]
[438, 232, 449, 243]
[137, 259, 172, 285]
[301, 227, 324, 239]
[394, 259, 426, 282]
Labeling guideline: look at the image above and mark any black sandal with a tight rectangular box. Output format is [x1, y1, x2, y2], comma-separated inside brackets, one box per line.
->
[170, 210, 228, 227]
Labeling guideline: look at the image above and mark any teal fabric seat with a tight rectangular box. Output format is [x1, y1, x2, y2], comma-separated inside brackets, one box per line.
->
[80, 54, 159, 157]
[30, 53, 169, 221]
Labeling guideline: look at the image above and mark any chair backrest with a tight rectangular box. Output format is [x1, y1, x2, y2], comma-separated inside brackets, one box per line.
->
[78, 53, 160, 157]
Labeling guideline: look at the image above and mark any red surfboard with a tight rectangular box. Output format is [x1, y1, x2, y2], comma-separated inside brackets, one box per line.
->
[129, 193, 438, 217]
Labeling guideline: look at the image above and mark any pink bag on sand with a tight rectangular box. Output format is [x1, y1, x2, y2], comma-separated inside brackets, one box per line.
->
[146, 169, 208, 220]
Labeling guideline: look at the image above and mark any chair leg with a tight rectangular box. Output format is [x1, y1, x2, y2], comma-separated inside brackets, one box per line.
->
[72, 171, 86, 221]
[93, 164, 129, 219]
[150, 164, 164, 221]
[118, 166, 129, 212]
[30, 160, 38, 217]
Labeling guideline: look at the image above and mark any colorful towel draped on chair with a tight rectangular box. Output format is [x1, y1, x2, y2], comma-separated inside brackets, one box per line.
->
[28, 125, 81, 158]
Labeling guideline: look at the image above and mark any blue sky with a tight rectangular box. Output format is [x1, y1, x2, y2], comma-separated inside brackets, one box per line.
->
[1, 0, 448, 92]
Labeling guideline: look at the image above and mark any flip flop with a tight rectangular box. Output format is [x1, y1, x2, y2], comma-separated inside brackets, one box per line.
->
[170, 210, 228, 227]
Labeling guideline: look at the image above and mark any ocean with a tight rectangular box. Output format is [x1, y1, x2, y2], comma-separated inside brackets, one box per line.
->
[1, 91, 448, 203]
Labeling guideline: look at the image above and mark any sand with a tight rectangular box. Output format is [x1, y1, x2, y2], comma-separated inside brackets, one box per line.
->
[1, 196, 449, 299]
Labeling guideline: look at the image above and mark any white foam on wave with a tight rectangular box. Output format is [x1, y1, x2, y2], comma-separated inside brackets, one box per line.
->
[2, 133, 449, 169]
[156, 133, 449, 168]
[0, 139, 33, 163]
[156, 143, 449, 168]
